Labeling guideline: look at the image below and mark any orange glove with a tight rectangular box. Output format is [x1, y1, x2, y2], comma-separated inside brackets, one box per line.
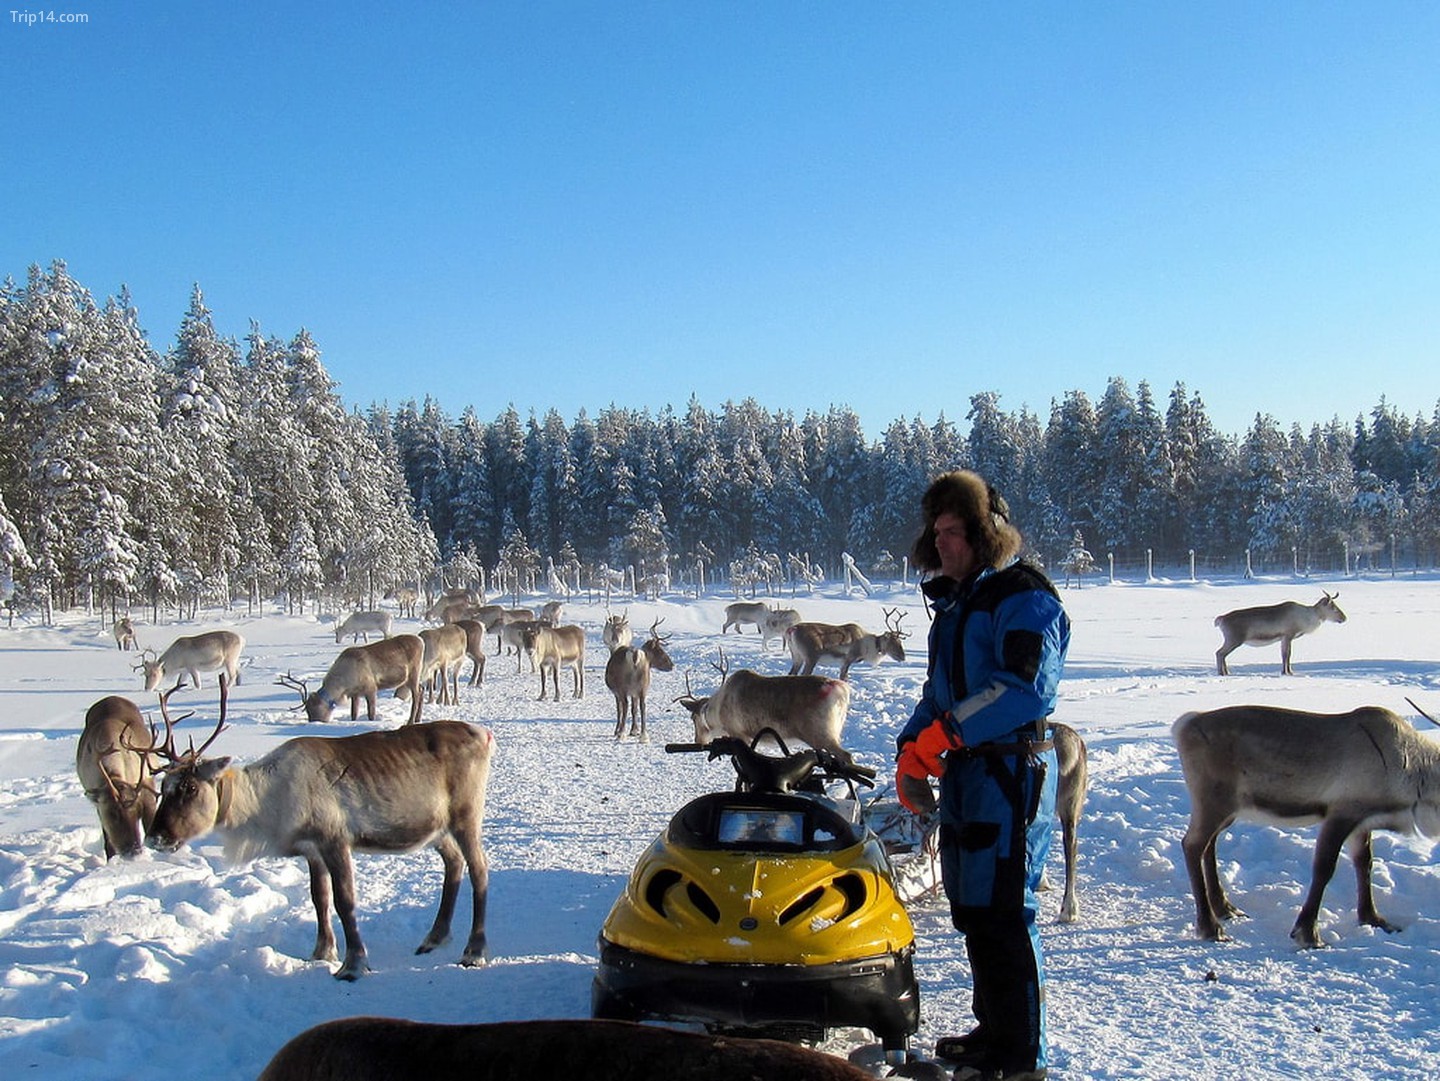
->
[894, 744, 937, 814]
[911, 715, 964, 776]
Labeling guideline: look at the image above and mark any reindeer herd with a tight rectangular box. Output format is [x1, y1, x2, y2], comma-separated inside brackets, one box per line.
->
[71, 576, 1435, 1044]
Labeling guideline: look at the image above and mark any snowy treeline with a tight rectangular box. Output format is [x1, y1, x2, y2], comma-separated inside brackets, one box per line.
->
[3, 261, 1440, 619]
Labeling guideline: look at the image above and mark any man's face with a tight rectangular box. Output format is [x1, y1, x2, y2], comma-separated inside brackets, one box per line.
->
[933, 511, 978, 580]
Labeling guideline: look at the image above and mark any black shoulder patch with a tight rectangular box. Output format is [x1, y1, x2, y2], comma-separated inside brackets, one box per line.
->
[1002, 629, 1044, 682]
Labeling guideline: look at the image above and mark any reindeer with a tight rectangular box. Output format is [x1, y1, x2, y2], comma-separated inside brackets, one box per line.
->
[785, 609, 908, 678]
[335, 610, 393, 644]
[601, 610, 632, 652]
[424, 588, 481, 622]
[257, 1018, 877, 1081]
[281, 634, 425, 725]
[759, 607, 801, 651]
[410, 624, 469, 706]
[453, 619, 488, 686]
[539, 600, 565, 624]
[494, 609, 540, 668]
[137, 630, 245, 721]
[383, 585, 418, 619]
[676, 651, 853, 762]
[1173, 703, 1440, 946]
[1214, 591, 1347, 675]
[112, 617, 137, 651]
[75, 688, 180, 858]
[721, 601, 770, 635]
[1046, 721, 1088, 923]
[604, 619, 675, 741]
[146, 711, 494, 980]
[521, 624, 586, 701]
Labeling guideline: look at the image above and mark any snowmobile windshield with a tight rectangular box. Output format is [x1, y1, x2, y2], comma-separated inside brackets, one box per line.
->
[670, 793, 863, 853]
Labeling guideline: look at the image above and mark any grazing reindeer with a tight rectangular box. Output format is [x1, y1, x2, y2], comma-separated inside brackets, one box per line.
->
[1214, 591, 1347, 675]
[146, 711, 494, 980]
[75, 688, 180, 858]
[335, 610, 393, 644]
[257, 1018, 878, 1081]
[785, 609, 908, 678]
[603, 619, 675, 741]
[112, 617, 138, 651]
[601, 610, 632, 652]
[677, 651, 853, 762]
[137, 630, 245, 721]
[1173, 703, 1440, 946]
[521, 624, 586, 701]
[282, 634, 425, 725]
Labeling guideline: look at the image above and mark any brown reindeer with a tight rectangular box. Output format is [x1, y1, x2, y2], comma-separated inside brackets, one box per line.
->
[75, 688, 183, 858]
[257, 1018, 876, 1081]
[281, 634, 425, 724]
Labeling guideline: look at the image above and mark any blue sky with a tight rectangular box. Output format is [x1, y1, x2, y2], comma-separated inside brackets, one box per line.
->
[4, 2, 1438, 439]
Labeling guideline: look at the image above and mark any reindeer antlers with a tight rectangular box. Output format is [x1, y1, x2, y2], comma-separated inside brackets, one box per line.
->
[882, 607, 909, 638]
[276, 671, 311, 710]
[149, 677, 227, 771]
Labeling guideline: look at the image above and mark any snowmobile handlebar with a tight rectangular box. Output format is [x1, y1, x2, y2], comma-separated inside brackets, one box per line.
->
[665, 736, 876, 794]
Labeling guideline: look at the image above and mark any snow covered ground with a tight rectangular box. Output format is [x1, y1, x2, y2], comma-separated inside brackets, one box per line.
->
[2, 573, 1439, 1079]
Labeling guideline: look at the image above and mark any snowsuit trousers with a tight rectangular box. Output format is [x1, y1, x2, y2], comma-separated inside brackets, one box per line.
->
[939, 743, 1056, 1073]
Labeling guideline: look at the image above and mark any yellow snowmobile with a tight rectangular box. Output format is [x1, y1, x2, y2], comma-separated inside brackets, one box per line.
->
[592, 732, 920, 1065]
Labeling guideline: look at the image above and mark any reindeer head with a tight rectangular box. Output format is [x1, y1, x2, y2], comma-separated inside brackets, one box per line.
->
[144, 680, 231, 852]
[1318, 591, 1347, 624]
[878, 607, 910, 663]
[642, 618, 675, 673]
[135, 648, 165, 692]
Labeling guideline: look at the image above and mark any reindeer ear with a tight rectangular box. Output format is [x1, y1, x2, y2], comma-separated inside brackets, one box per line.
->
[196, 757, 232, 781]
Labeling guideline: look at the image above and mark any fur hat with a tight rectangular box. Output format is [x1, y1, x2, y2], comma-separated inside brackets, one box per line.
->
[910, 470, 1023, 574]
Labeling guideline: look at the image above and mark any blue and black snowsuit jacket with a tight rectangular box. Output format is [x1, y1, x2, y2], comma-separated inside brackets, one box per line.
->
[898, 560, 1070, 912]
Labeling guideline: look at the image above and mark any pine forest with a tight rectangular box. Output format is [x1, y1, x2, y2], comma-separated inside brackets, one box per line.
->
[3, 261, 1438, 620]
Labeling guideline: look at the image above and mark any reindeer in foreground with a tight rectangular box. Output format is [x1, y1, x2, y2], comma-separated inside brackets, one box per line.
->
[603, 619, 675, 741]
[335, 610, 393, 644]
[1173, 703, 1440, 946]
[146, 713, 495, 980]
[76, 691, 174, 858]
[112, 617, 137, 651]
[785, 608, 908, 679]
[1213, 591, 1347, 675]
[520, 623, 586, 701]
[137, 630, 245, 721]
[282, 634, 425, 724]
[257, 1017, 876, 1081]
[677, 651, 853, 762]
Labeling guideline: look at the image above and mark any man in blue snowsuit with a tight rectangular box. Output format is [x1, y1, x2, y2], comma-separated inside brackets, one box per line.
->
[895, 471, 1070, 1081]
